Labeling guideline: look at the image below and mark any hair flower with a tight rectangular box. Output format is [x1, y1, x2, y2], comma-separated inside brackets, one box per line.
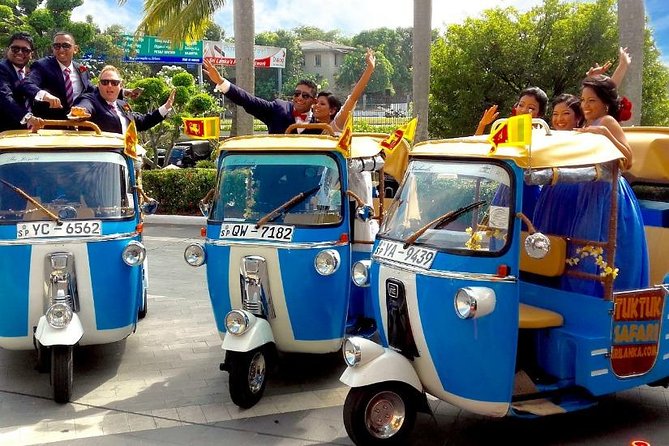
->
[618, 96, 632, 122]
[78, 65, 88, 73]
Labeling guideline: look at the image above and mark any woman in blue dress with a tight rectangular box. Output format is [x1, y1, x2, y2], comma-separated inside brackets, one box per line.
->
[536, 75, 648, 296]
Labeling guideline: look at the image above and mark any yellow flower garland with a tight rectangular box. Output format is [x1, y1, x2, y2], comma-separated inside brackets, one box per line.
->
[566, 245, 619, 279]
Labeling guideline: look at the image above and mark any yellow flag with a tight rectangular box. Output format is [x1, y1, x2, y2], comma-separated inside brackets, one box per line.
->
[124, 120, 139, 160]
[182, 117, 220, 140]
[380, 117, 418, 152]
[336, 112, 353, 155]
[487, 114, 531, 153]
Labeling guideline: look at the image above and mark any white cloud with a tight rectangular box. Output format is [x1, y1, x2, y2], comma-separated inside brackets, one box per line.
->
[72, 0, 140, 32]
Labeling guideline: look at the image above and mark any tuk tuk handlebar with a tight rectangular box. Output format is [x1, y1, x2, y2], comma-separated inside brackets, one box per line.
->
[285, 123, 335, 136]
[37, 120, 102, 135]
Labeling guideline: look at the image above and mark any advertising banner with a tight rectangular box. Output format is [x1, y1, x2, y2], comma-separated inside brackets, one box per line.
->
[203, 41, 286, 68]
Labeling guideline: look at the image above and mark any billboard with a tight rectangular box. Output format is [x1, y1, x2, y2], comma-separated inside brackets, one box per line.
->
[122, 35, 203, 64]
[203, 41, 286, 68]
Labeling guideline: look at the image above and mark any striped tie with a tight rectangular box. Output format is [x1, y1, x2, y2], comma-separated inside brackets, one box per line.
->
[63, 67, 74, 106]
[18, 68, 24, 79]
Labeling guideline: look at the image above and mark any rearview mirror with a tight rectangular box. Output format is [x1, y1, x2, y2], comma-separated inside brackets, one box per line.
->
[355, 205, 374, 222]
[524, 232, 551, 259]
[198, 200, 210, 217]
[141, 199, 159, 215]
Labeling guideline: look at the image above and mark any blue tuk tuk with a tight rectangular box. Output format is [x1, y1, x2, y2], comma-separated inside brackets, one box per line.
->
[0, 121, 155, 403]
[340, 122, 669, 444]
[184, 132, 404, 408]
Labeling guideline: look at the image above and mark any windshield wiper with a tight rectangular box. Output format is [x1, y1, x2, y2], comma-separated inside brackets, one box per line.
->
[0, 178, 62, 225]
[403, 200, 486, 248]
[256, 185, 321, 228]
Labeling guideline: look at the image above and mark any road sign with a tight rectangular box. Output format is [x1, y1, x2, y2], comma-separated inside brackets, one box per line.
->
[122, 35, 202, 64]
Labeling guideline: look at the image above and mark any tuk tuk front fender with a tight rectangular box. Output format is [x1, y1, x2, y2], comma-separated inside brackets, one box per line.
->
[222, 314, 275, 353]
[34, 314, 84, 347]
[340, 339, 423, 393]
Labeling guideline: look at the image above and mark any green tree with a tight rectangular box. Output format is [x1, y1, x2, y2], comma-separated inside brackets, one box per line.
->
[292, 26, 343, 43]
[336, 47, 394, 98]
[429, 0, 669, 137]
[254, 29, 303, 100]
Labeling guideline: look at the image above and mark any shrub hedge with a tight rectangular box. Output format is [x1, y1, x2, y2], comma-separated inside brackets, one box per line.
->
[142, 168, 217, 215]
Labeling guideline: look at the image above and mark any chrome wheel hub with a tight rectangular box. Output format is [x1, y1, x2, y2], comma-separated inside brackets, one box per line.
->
[365, 391, 406, 439]
[248, 351, 266, 394]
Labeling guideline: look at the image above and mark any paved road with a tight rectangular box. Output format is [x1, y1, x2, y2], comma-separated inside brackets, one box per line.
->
[1, 222, 668, 445]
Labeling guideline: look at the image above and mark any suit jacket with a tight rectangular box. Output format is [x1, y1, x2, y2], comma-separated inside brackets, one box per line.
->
[74, 89, 165, 134]
[224, 83, 295, 134]
[20, 56, 94, 120]
[0, 58, 30, 131]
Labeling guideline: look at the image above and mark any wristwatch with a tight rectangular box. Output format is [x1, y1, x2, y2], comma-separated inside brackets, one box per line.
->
[20, 112, 33, 125]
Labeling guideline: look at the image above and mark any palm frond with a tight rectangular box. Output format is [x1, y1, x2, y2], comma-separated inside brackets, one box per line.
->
[134, 0, 226, 43]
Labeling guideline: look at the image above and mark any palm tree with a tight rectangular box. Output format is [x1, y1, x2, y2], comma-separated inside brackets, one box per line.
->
[617, 0, 644, 125]
[413, 0, 431, 142]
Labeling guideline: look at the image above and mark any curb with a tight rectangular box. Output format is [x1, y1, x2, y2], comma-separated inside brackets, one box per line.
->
[144, 214, 206, 226]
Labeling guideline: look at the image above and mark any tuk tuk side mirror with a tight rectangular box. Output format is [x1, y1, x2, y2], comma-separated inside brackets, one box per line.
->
[524, 232, 551, 259]
[141, 199, 159, 215]
[355, 204, 374, 222]
[198, 200, 210, 217]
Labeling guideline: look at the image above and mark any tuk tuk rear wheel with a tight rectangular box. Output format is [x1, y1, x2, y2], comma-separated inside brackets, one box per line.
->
[51, 345, 73, 404]
[343, 383, 416, 445]
[228, 347, 268, 409]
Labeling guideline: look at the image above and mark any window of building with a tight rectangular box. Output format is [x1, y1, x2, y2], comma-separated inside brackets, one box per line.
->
[315, 54, 321, 67]
[334, 53, 340, 67]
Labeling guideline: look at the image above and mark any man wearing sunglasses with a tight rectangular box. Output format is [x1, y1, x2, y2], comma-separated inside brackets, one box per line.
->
[0, 32, 43, 131]
[203, 58, 316, 134]
[20, 31, 95, 120]
[73, 65, 175, 134]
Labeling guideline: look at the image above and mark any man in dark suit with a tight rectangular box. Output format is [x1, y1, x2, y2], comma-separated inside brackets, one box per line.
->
[203, 58, 316, 134]
[74, 65, 174, 134]
[0, 32, 44, 131]
[20, 31, 95, 120]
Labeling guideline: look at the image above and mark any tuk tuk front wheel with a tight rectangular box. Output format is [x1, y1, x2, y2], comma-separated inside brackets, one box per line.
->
[343, 383, 416, 446]
[228, 347, 268, 409]
[35, 341, 50, 373]
[138, 267, 148, 320]
[51, 345, 73, 404]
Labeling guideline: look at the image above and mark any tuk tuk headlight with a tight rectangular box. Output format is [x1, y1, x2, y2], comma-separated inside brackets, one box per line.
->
[225, 310, 249, 336]
[454, 287, 496, 320]
[314, 249, 340, 276]
[343, 338, 362, 367]
[352, 260, 371, 287]
[122, 241, 146, 266]
[184, 243, 206, 267]
[46, 303, 73, 328]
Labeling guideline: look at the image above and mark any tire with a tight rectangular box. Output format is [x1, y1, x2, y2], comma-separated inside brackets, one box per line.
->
[35, 341, 50, 373]
[343, 383, 417, 446]
[51, 345, 73, 404]
[228, 347, 268, 409]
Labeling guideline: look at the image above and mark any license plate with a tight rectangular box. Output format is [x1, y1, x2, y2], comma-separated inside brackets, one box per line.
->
[374, 239, 437, 269]
[219, 223, 294, 242]
[17, 220, 102, 239]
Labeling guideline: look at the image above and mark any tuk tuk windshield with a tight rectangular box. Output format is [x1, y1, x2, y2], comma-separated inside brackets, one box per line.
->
[0, 151, 134, 222]
[380, 159, 513, 254]
[211, 152, 343, 226]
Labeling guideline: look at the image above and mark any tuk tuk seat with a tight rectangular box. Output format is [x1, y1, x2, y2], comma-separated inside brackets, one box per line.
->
[519, 232, 567, 277]
[519, 303, 563, 329]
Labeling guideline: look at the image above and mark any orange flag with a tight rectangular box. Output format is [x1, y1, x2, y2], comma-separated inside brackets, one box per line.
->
[336, 112, 353, 155]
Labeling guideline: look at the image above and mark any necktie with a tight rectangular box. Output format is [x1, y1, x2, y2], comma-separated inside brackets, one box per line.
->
[293, 110, 308, 121]
[17, 68, 24, 79]
[63, 67, 74, 106]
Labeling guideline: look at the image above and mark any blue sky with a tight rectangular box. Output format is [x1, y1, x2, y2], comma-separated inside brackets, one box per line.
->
[72, 0, 669, 62]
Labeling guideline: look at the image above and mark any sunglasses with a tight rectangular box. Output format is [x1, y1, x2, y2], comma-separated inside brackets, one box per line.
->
[9, 46, 32, 55]
[52, 42, 73, 50]
[100, 79, 121, 86]
[293, 91, 313, 99]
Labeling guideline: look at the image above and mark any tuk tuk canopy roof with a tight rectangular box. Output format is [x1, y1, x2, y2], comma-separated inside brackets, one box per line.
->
[0, 129, 129, 150]
[217, 133, 397, 159]
[623, 127, 669, 182]
[411, 130, 625, 169]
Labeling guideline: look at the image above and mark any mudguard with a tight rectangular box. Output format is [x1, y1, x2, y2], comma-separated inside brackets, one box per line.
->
[34, 314, 84, 347]
[340, 337, 423, 392]
[222, 313, 275, 353]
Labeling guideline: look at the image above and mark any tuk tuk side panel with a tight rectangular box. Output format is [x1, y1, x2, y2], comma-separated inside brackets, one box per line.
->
[203, 242, 234, 336]
[0, 245, 31, 342]
[87, 238, 142, 331]
[278, 245, 350, 342]
[349, 245, 374, 326]
[523, 282, 669, 395]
